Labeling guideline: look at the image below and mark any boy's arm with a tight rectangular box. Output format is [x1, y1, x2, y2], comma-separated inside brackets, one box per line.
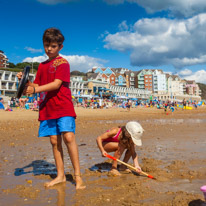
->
[27, 80, 39, 87]
[26, 79, 62, 95]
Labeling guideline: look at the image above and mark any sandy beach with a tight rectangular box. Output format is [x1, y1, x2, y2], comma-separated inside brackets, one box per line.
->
[0, 106, 206, 205]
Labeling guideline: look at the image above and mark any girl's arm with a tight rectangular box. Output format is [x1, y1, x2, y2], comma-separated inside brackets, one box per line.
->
[96, 128, 119, 157]
[130, 145, 142, 172]
[112, 143, 126, 169]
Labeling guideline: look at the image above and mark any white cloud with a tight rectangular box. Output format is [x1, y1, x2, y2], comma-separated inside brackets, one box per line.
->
[61, 54, 107, 72]
[104, 14, 206, 68]
[23, 54, 107, 72]
[23, 55, 47, 63]
[178, 69, 206, 83]
[178, 69, 193, 76]
[25, 47, 43, 53]
[118, 21, 129, 31]
[103, 0, 206, 17]
[37, 0, 77, 5]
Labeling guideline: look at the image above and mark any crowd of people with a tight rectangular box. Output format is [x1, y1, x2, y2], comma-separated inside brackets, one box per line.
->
[0, 95, 203, 112]
[0, 96, 39, 111]
[71, 96, 202, 112]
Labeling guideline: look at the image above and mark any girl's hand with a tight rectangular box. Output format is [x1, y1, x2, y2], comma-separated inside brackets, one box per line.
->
[16, 72, 22, 81]
[102, 151, 108, 157]
[135, 165, 142, 173]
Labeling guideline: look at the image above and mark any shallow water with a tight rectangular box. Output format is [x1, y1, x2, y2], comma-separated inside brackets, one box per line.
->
[89, 118, 206, 125]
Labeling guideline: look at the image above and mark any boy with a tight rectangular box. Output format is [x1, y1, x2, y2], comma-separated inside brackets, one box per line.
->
[17, 28, 85, 189]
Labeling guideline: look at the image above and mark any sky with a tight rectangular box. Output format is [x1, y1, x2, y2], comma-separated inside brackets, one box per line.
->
[1, 0, 206, 83]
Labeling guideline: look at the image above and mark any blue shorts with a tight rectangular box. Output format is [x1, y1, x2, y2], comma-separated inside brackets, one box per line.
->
[38, 116, 76, 137]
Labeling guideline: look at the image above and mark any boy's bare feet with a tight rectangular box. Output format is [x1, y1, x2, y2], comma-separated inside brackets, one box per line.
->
[44, 176, 66, 187]
[74, 175, 86, 190]
[110, 168, 121, 176]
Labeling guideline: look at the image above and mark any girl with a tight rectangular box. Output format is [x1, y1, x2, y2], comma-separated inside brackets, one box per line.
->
[96, 121, 144, 176]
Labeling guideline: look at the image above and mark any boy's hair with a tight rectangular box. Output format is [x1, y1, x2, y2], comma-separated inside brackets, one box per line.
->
[43, 28, 65, 45]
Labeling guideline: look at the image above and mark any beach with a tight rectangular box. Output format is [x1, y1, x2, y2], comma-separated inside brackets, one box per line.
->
[0, 106, 206, 205]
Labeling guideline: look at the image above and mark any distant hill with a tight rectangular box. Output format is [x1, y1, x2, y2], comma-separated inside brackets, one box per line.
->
[71, 70, 86, 76]
[197, 83, 206, 100]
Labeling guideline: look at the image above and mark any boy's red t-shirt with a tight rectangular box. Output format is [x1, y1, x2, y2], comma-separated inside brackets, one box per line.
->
[34, 56, 76, 121]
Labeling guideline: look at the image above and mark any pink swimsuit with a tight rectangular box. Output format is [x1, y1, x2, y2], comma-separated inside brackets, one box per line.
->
[102, 128, 122, 143]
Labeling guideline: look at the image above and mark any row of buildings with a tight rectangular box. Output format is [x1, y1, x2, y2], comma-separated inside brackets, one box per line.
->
[0, 50, 9, 68]
[0, 69, 152, 100]
[88, 67, 201, 101]
[0, 50, 202, 101]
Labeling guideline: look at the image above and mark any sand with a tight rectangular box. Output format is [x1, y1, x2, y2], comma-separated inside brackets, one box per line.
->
[0, 106, 206, 205]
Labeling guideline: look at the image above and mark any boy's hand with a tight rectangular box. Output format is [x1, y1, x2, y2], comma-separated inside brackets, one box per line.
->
[16, 72, 23, 81]
[25, 86, 35, 95]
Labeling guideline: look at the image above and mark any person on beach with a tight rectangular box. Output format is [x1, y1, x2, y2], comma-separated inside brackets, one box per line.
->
[17, 28, 85, 189]
[183, 98, 186, 110]
[96, 121, 144, 176]
[0, 97, 5, 110]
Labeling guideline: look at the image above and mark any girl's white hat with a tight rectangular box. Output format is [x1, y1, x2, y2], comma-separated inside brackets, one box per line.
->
[126, 121, 144, 146]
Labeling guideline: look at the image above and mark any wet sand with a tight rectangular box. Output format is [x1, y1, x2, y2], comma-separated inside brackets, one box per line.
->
[0, 106, 206, 205]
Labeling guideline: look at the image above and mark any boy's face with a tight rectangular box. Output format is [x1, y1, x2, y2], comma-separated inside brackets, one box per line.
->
[43, 42, 63, 60]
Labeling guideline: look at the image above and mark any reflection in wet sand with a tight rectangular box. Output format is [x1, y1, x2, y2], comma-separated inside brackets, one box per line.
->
[48, 183, 66, 206]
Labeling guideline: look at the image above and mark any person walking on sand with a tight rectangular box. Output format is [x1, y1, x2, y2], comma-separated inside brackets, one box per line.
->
[96, 121, 144, 176]
[17, 28, 85, 189]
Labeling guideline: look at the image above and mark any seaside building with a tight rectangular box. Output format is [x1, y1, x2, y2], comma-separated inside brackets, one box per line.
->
[70, 76, 92, 96]
[115, 73, 126, 87]
[0, 50, 9, 68]
[124, 71, 139, 88]
[109, 85, 151, 99]
[185, 80, 201, 96]
[137, 69, 154, 90]
[152, 70, 167, 94]
[0, 69, 35, 96]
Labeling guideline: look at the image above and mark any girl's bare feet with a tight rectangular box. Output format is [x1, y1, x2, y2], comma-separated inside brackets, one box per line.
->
[74, 175, 86, 190]
[44, 176, 66, 187]
[110, 168, 121, 176]
[119, 165, 132, 173]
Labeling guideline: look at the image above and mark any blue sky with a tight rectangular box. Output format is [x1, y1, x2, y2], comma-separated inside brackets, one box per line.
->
[1, 0, 206, 83]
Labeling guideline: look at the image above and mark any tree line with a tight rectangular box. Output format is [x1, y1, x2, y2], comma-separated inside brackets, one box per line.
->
[8, 62, 40, 73]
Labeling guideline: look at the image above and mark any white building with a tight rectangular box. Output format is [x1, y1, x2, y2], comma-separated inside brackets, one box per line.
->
[0, 69, 35, 97]
[153, 70, 167, 94]
[110, 85, 151, 99]
[167, 74, 183, 97]
[70, 76, 92, 96]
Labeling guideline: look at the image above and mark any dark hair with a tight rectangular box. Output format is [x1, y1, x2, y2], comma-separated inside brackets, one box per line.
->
[119, 126, 132, 148]
[43, 28, 65, 45]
